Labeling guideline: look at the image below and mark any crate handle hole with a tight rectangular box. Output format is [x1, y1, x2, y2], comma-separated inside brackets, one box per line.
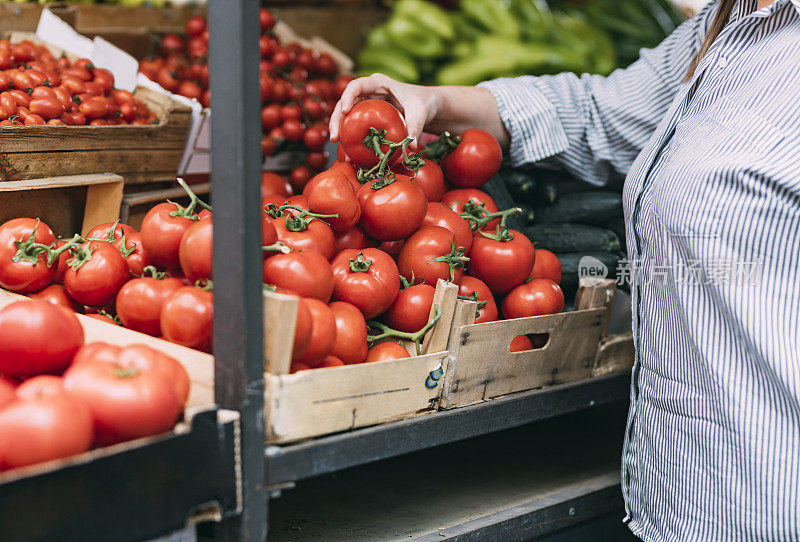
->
[509, 333, 549, 353]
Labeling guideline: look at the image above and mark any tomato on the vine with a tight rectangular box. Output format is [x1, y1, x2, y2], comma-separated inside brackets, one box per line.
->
[365, 341, 410, 363]
[160, 286, 214, 353]
[458, 276, 498, 323]
[328, 301, 368, 364]
[398, 226, 469, 286]
[501, 279, 565, 319]
[421, 202, 474, 256]
[441, 128, 502, 188]
[468, 230, 535, 295]
[64, 241, 130, 308]
[29, 284, 82, 313]
[116, 274, 185, 336]
[296, 298, 337, 367]
[442, 188, 499, 230]
[0, 300, 84, 378]
[339, 99, 406, 169]
[396, 161, 445, 203]
[263, 249, 334, 302]
[140, 202, 201, 269]
[357, 176, 427, 242]
[303, 169, 360, 233]
[272, 214, 335, 261]
[0, 218, 56, 293]
[383, 283, 435, 333]
[179, 217, 212, 283]
[530, 249, 562, 284]
[331, 248, 399, 319]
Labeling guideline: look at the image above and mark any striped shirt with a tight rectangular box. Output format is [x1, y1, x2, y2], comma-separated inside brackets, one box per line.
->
[480, 1, 800, 540]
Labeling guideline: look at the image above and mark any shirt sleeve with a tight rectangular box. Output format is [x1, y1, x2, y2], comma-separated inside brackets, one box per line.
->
[478, 1, 719, 186]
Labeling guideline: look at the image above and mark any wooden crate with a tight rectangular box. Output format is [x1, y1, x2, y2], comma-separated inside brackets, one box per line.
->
[0, 85, 191, 185]
[439, 278, 626, 409]
[262, 280, 459, 443]
[0, 174, 123, 238]
[0, 2, 75, 34]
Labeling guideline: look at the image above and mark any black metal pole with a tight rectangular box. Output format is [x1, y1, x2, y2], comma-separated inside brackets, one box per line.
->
[208, 0, 267, 540]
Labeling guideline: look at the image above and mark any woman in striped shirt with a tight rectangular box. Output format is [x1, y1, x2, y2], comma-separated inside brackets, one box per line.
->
[331, 1, 800, 539]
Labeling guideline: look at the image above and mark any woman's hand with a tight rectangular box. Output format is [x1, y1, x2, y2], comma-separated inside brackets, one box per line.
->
[329, 73, 442, 145]
[329, 73, 510, 151]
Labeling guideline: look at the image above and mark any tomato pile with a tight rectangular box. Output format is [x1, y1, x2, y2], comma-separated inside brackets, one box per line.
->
[0, 300, 190, 471]
[0, 39, 156, 126]
[138, 9, 354, 175]
[0, 179, 213, 353]
[261, 98, 567, 367]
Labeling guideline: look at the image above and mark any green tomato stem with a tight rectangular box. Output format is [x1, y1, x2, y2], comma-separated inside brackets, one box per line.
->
[366, 304, 442, 356]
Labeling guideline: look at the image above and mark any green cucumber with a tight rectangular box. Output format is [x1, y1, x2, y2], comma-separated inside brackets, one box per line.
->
[533, 191, 623, 226]
[605, 216, 628, 250]
[527, 223, 621, 254]
[502, 168, 538, 205]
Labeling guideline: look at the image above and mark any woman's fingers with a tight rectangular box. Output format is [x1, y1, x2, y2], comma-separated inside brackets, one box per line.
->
[402, 98, 428, 144]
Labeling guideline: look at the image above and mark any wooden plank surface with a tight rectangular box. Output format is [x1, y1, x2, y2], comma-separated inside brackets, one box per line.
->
[263, 290, 299, 376]
[441, 281, 617, 409]
[265, 352, 448, 444]
[592, 333, 635, 377]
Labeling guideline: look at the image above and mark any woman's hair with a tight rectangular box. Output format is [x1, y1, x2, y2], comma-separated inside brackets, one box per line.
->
[685, 0, 737, 81]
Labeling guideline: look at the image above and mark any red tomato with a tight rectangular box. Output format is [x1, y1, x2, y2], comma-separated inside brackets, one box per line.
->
[86, 222, 137, 243]
[261, 171, 292, 199]
[289, 362, 310, 374]
[0, 301, 84, 378]
[29, 95, 64, 120]
[395, 161, 445, 202]
[161, 34, 185, 55]
[63, 358, 178, 446]
[64, 242, 130, 308]
[333, 227, 373, 255]
[328, 301, 368, 364]
[140, 202, 199, 268]
[336, 142, 348, 162]
[15, 375, 65, 399]
[116, 276, 185, 336]
[383, 283, 435, 333]
[78, 96, 110, 120]
[179, 218, 212, 283]
[530, 249, 562, 284]
[60, 111, 86, 126]
[378, 239, 405, 258]
[339, 99, 406, 168]
[303, 123, 329, 151]
[186, 15, 207, 37]
[398, 226, 468, 286]
[458, 276, 498, 323]
[297, 298, 337, 367]
[29, 284, 81, 312]
[366, 341, 410, 363]
[282, 118, 305, 143]
[113, 231, 151, 277]
[91, 68, 115, 94]
[0, 393, 93, 469]
[442, 188, 500, 230]
[421, 202, 474, 256]
[291, 297, 313, 360]
[316, 355, 345, 368]
[288, 165, 312, 193]
[441, 129, 502, 188]
[272, 214, 335, 261]
[510, 335, 534, 353]
[357, 177, 427, 241]
[263, 250, 334, 302]
[331, 248, 399, 319]
[160, 286, 213, 353]
[468, 230, 535, 295]
[0, 218, 56, 293]
[51, 239, 71, 285]
[306, 150, 329, 171]
[501, 279, 565, 319]
[335, 75, 354, 98]
[177, 80, 203, 101]
[329, 161, 361, 193]
[303, 169, 360, 233]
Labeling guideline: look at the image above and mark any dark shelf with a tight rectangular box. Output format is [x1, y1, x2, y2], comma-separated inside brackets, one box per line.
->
[268, 405, 632, 541]
[0, 409, 239, 542]
[266, 373, 630, 486]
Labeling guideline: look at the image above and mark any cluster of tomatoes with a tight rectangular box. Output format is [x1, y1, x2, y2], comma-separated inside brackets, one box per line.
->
[259, 99, 566, 372]
[0, 300, 190, 471]
[138, 9, 354, 176]
[0, 182, 213, 353]
[0, 39, 156, 126]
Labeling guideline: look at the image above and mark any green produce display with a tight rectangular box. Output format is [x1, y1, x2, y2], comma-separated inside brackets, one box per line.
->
[358, 0, 684, 85]
[531, 191, 623, 227]
[526, 223, 622, 254]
